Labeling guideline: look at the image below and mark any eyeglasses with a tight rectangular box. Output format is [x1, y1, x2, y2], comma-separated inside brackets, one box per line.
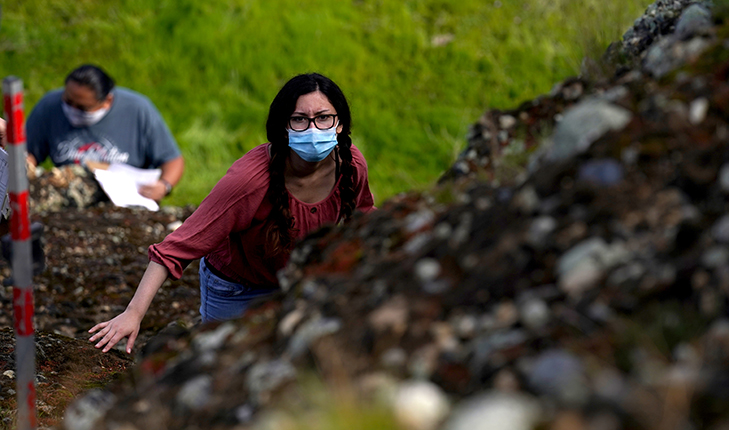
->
[288, 114, 338, 132]
[62, 95, 105, 112]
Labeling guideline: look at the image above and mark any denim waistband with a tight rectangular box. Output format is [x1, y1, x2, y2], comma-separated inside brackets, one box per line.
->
[203, 258, 240, 283]
[201, 257, 278, 291]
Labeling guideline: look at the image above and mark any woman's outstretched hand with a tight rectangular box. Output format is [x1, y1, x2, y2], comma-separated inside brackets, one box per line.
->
[88, 261, 171, 354]
[89, 309, 144, 354]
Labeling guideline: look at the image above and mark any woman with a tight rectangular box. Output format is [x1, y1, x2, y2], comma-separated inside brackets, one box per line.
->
[89, 73, 375, 354]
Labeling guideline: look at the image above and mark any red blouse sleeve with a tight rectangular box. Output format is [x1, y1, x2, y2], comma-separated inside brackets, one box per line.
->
[149, 144, 271, 279]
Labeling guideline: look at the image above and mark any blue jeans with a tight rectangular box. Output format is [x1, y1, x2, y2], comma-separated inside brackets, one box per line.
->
[199, 257, 277, 323]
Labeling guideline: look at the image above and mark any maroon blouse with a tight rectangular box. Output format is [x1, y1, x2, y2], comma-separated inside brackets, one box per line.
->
[148, 143, 375, 287]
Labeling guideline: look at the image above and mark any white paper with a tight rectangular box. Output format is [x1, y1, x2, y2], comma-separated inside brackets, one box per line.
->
[93, 163, 161, 211]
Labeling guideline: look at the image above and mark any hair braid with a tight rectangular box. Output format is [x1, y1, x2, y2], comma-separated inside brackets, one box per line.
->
[265, 144, 296, 257]
[337, 135, 356, 223]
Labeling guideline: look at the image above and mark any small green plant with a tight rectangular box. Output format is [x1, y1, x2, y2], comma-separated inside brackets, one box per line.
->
[257, 372, 401, 430]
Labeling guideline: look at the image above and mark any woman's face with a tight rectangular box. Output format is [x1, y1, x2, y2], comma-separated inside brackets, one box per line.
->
[290, 91, 343, 134]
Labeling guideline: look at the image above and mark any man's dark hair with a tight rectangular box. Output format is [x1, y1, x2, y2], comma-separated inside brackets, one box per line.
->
[65, 64, 115, 101]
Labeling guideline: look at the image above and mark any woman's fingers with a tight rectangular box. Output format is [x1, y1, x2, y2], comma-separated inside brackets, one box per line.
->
[126, 333, 138, 354]
[88, 323, 109, 342]
[99, 329, 119, 353]
[88, 321, 119, 350]
[89, 321, 107, 333]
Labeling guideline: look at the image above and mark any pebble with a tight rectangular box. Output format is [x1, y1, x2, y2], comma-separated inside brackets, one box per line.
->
[286, 317, 342, 358]
[442, 391, 541, 430]
[369, 295, 409, 335]
[167, 220, 183, 231]
[278, 305, 306, 337]
[176, 375, 213, 411]
[451, 313, 479, 339]
[513, 186, 540, 213]
[689, 97, 709, 124]
[519, 298, 550, 330]
[557, 237, 631, 296]
[246, 360, 297, 404]
[404, 232, 434, 255]
[415, 258, 441, 283]
[63, 389, 117, 430]
[559, 259, 603, 298]
[408, 344, 440, 380]
[528, 216, 558, 247]
[526, 349, 588, 405]
[674, 3, 713, 40]
[192, 322, 236, 351]
[381, 347, 408, 369]
[499, 115, 517, 129]
[577, 158, 624, 187]
[593, 367, 627, 403]
[540, 100, 632, 164]
[405, 209, 436, 233]
[394, 380, 450, 430]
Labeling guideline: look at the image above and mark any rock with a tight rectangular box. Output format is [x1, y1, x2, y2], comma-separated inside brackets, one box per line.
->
[535, 100, 632, 165]
[525, 349, 589, 405]
[63, 389, 116, 430]
[442, 391, 541, 430]
[393, 380, 450, 430]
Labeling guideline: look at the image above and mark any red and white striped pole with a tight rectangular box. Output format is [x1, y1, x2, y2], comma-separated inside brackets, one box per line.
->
[3, 76, 36, 430]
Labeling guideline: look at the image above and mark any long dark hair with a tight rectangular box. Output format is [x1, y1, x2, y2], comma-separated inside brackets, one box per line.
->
[65, 64, 115, 101]
[264, 73, 357, 256]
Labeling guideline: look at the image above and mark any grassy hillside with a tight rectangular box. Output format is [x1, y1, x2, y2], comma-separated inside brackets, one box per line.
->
[0, 0, 650, 206]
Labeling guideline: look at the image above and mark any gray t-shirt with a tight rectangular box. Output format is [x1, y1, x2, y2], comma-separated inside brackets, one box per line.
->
[26, 87, 181, 168]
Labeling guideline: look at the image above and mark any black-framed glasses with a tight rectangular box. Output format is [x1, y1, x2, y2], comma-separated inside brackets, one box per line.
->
[288, 114, 338, 132]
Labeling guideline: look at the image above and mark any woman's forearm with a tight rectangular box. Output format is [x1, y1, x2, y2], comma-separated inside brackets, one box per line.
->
[126, 260, 170, 318]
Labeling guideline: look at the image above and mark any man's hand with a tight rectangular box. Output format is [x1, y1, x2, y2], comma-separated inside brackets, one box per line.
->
[138, 179, 169, 202]
[0, 118, 6, 149]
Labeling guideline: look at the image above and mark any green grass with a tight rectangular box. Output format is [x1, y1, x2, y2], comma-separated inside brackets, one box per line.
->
[0, 0, 650, 206]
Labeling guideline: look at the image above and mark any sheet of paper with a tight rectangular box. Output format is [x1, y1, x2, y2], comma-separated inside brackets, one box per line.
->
[93, 163, 161, 211]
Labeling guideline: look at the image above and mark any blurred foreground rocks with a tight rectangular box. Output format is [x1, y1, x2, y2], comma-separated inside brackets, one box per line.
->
[5, 0, 729, 429]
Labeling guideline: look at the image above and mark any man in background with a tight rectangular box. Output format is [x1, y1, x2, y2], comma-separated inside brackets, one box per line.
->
[25, 64, 184, 202]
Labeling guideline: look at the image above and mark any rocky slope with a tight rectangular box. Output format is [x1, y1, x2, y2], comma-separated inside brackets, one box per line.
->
[4, 1, 729, 429]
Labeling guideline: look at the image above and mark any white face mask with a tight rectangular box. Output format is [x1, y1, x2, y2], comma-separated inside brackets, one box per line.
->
[62, 101, 109, 127]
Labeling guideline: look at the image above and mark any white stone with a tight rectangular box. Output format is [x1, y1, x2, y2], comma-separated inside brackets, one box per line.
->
[689, 97, 709, 124]
[415, 258, 441, 283]
[192, 322, 236, 351]
[176, 375, 213, 411]
[559, 258, 603, 297]
[167, 220, 183, 231]
[64, 389, 117, 430]
[499, 115, 517, 129]
[394, 380, 450, 430]
[519, 298, 550, 329]
[443, 391, 541, 430]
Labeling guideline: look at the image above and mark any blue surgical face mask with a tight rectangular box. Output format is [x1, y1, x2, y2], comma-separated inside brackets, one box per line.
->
[287, 126, 338, 162]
